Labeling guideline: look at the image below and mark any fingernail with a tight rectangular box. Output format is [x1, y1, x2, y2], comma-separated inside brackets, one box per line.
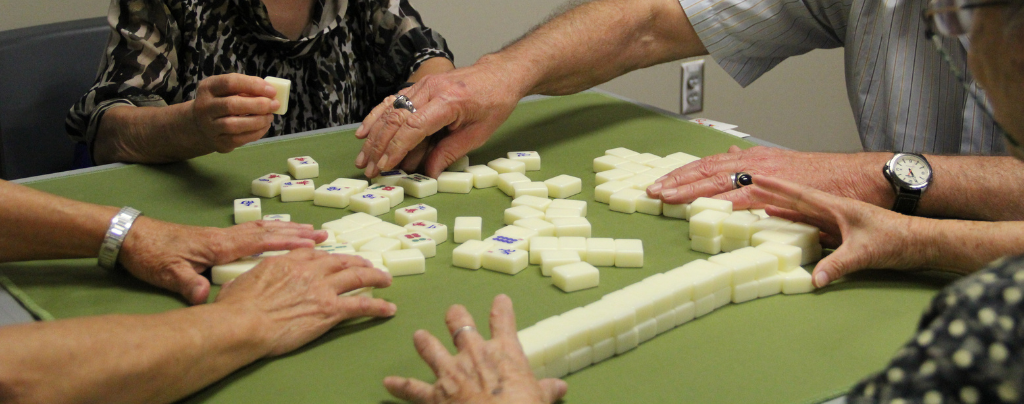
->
[647, 183, 662, 193]
[365, 160, 377, 177]
[813, 272, 829, 288]
[265, 85, 275, 94]
[662, 188, 677, 198]
[355, 124, 364, 136]
[388, 303, 398, 314]
[191, 285, 205, 303]
[657, 175, 668, 182]
[356, 151, 366, 167]
[378, 154, 389, 170]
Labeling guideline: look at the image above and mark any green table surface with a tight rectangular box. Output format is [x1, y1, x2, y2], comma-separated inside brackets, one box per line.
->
[1, 92, 953, 403]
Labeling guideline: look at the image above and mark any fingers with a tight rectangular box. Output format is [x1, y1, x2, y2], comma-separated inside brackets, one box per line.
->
[383, 376, 435, 403]
[356, 95, 398, 141]
[488, 294, 518, 341]
[811, 245, 862, 288]
[337, 295, 398, 319]
[325, 264, 393, 294]
[445, 304, 484, 351]
[423, 131, 477, 178]
[204, 73, 277, 99]
[746, 176, 827, 218]
[205, 94, 277, 118]
[217, 222, 323, 262]
[538, 378, 569, 403]
[378, 105, 454, 173]
[413, 329, 456, 376]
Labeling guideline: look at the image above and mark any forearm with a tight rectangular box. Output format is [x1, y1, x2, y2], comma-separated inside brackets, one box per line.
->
[917, 218, 1024, 274]
[917, 155, 1024, 221]
[0, 304, 267, 404]
[407, 57, 456, 83]
[94, 102, 207, 165]
[0, 181, 118, 262]
[480, 0, 705, 98]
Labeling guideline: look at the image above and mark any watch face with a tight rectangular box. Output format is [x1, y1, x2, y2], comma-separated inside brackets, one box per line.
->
[891, 154, 931, 186]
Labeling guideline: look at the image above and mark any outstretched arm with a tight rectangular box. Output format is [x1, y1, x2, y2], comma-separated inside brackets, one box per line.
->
[0, 250, 396, 404]
[355, 0, 706, 178]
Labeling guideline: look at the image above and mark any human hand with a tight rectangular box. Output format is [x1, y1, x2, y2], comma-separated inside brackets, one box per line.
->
[354, 61, 524, 178]
[384, 294, 567, 404]
[187, 73, 280, 154]
[118, 219, 328, 305]
[646, 146, 892, 209]
[747, 176, 931, 288]
[216, 249, 395, 357]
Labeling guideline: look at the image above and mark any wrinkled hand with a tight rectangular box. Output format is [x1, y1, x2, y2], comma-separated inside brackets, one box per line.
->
[189, 73, 279, 154]
[646, 146, 892, 209]
[119, 219, 328, 305]
[384, 294, 567, 404]
[216, 249, 395, 357]
[748, 176, 930, 288]
[355, 62, 523, 178]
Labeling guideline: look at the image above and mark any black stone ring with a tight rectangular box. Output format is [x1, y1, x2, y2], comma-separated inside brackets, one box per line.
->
[731, 172, 753, 189]
[393, 94, 416, 113]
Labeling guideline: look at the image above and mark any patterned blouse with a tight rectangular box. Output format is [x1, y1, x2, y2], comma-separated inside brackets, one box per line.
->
[847, 255, 1024, 403]
[66, 0, 453, 152]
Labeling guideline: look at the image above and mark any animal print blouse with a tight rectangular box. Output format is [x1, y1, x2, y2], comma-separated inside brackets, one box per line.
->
[67, 0, 453, 153]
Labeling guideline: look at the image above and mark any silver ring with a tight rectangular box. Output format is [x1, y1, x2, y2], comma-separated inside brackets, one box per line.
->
[393, 94, 416, 113]
[451, 325, 476, 342]
[731, 172, 753, 189]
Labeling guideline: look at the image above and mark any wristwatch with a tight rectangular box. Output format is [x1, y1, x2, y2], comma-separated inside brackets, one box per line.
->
[882, 153, 932, 215]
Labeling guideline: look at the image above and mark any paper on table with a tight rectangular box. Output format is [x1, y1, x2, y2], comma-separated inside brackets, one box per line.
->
[689, 118, 738, 131]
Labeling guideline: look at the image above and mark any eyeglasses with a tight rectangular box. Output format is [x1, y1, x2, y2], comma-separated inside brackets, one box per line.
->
[921, 0, 1016, 148]
[923, 0, 1011, 37]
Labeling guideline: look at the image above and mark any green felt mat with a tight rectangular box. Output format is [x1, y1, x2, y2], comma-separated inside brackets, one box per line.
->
[1, 93, 953, 403]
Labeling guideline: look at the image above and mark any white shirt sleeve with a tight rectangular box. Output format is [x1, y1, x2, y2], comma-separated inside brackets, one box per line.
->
[679, 0, 845, 86]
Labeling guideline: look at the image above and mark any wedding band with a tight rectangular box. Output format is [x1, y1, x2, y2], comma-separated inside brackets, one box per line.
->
[393, 94, 416, 113]
[731, 172, 753, 189]
[451, 325, 476, 342]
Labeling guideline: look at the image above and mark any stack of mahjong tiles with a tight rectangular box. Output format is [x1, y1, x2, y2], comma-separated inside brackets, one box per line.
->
[592, 147, 701, 215]
[450, 190, 644, 293]
[517, 246, 815, 380]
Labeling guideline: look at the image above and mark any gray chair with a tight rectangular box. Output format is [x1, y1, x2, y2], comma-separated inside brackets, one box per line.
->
[0, 17, 109, 180]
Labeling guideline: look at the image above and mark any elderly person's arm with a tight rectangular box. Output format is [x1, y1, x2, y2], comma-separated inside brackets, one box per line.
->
[384, 294, 566, 404]
[646, 146, 1024, 221]
[0, 179, 327, 304]
[0, 250, 395, 404]
[355, 0, 704, 178]
[748, 176, 1024, 287]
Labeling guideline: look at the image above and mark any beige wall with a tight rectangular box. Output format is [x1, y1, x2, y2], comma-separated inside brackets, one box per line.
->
[1, 0, 862, 153]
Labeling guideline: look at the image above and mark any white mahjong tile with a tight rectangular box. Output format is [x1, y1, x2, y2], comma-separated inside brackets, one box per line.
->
[487, 157, 527, 174]
[508, 151, 541, 171]
[496, 172, 530, 196]
[690, 235, 722, 254]
[493, 226, 538, 246]
[504, 205, 546, 225]
[372, 169, 408, 186]
[663, 203, 689, 219]
[608, 188, 645, 213]
[689, 197, 733, 216]
[529, 236, 559, 265]
[593, 155, 627, 172]
[481, 247, 529, 275]
[331, 178, 369, 192]
[404, 220, 448, 244]
[547, 199, 587, 216]
[513, 218, 555, 237]
[437, 172, 474, 193]
[625, 153, 660, 165]
[541, 250, 581, 276]
[366, 221, 407, 238]
[313, 184, 358, 208]
[486, 234, 528, 250]
[339, 212, 383, 228]
[558, 236, 588, 261]
[595, 168, 633, 185]
[585, 238, 616, 266]
[382, 249, 425, 276]
[594, 181, 632, 204]
[452, 239, 494, 269]
[349, 191, 390, 216]
[646, 157, 686, 169]
[465, 165, 499, 188]
[287, 156, 318, 179]
[397, 174, 438, 198]
[446, 155, 470, 172]
[614, 239, 643, 268]
[453, 216, 482, 243]
[625, 174, 658, 191]
[265, 76, 291, 114]
[394, 203, 438, 226]
[314, 242, 356, 255]
[708, 252, 758, 285]
[262, 214, 290, 222]
[234, 198, 261, 224]
[750, 217, 794, 234]
[367, 183, 404, 207]
[665, 152, 701, 164]
[689, 210, 730, 239]
[398, 232, 437, 257]
[755, 242, 803, 272]
[544, 174, 581, 198]
[732, 281, 759, 304]
[280, 180, 315, 202]
[635, 194, 662, 215]
[782, 269, 815, 294]
[616, 162, 651, 175]
[733, 247, 781, 279]
[605, 147, 639, 158]
[512, 181, 549, 198]
[336, 229, 379, 249]
[721, 236, 750, 252]
[723, 211, 761, 239]
[545, 208, 583, 221]
[757, 274, 783, 298]
[359, 237, 402, 253]
[511, 195, 552, 212]
[251, 173, 290, 197]
[211, 258, 261, 285]
[551, 217, 591, 237]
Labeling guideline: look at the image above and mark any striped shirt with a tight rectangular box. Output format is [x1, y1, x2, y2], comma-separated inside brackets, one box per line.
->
[679, 0, 1005, 155]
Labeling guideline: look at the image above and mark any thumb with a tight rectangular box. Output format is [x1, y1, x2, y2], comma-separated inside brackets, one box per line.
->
[810, 245, 862, 288]
[538, 378, 568, 403]
[424, 132, 476, 178]
[727, 145, 743, 153]
[158, 262, 212, 305]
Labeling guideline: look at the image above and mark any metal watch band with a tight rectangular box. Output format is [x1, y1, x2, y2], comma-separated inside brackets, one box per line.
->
[98, 207, 142, 270]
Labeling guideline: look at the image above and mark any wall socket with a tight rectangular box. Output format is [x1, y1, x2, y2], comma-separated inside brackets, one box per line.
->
[680, 59, 705, 115]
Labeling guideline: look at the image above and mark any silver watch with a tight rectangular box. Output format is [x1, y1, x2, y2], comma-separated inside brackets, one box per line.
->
[882, 153, 932, 215]
[98, 207, 142, 270]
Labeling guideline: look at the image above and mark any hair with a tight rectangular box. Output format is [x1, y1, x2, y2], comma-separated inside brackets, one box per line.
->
[1011, 0, 1024, 30]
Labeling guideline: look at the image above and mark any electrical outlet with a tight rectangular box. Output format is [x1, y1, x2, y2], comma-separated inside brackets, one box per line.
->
[680, 59, 705, 115]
